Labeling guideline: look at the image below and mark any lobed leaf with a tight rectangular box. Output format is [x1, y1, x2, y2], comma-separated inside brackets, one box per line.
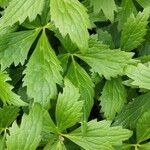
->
[0, 0, 45, 27]
[50, 0, 90, 53]
[23, 30, 63, 108]
[100, 78, 127, 120]
[56, 79, 83, 131]
[66, 61, 94, 120]
[6, 103, 45, 150]
[65, 120, 132, 150]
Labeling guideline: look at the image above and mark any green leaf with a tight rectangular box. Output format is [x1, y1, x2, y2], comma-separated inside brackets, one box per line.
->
[64, 120, 132, 150]
[114, 92, 150, 129]
[44, 140, 67, 150]
[50, 0, 90, 53]
[91, 0, 117, 22]
[0, 29, 39, 70]
[43, 109, 58, 134]
[66, 61, 94, 120]
[97, 29, 115, 48]
[23, 31, 63, 108]
[0, 135, 5, 150]
[125, 63, 150, 90]
[0, 0, 45, 27]
[76, 39, 136, 79]
[56, 79, 83, 131]
[100, 78, 127, 120]
[118, 0, 137, 30]
[136, 0, 150, 8]
[58, 54, 70, 76]
[0, 0, 10, 7]
[136, 111, 150, 143]
[0, 106, 19, 132]
[0, 71, 27, 106]
[139, 143, 150, 150]
[6, 103, 45, 150]
[120, 10, 149, 51]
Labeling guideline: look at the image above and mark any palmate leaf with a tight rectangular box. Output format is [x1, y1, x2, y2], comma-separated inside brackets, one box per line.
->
[6, 103, 45, 150]
[0, 71, 27, 106]
[0, 29, 39, 70]
[100, 78, 127, 120]
[23, 30, 63, 108]
[114, 92, 150, 129]
[66, 61, 94, 120]
[136, 111, 150, 143]
[120, 9, 149, 51]
[50, 0, 91, 53]
[0, 0, 45, 27]
[125, 63, 150, 90]
[76, 38, 136, 79]
[56, 79, 83, 132]
[64, 120, 132, 150]
[91, 0, 117, 22]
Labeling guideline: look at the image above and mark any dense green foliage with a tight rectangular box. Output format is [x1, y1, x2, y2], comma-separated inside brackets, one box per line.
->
[0, 0, 150, 149]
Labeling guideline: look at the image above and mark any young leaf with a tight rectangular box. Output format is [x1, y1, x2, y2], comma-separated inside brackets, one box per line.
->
[6, 103, 45, 150]
[0, 71, 27, 106]
[66, 61, 94, 120]
[114, 92, 150, 129]
[125, 63, 150, 90]
[118, 0, 137, 30]
[56, 79, 83, 132]
[0, 29, 39, 70]
[120, 9, 149, 51]
[23, 30, 63, 108]
[50, 0, 90, 53]
[136, 111, 150, 143]
[76, 41, 136, 79]
[100, 78, 127, 120]
[0, 106, 19, 132]
[91, 0, 117, 22]
[64, 120, 132, 150]
[0, 0, 45, 27]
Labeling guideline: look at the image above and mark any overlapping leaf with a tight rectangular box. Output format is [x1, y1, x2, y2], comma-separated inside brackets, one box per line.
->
[50, 0, 91, 53]
[136, 0, 150, 8]
[76, 38, 136, 79]
[0, 0, 45, 27]
[0, 29, 39, 70]
[65, 120, 132, 150]
[121, 9, 149, 51]
[137, 111, 150, 143]
[0, 106, 19, 132]
[118, 0, 137, 30]
[125, 63, 150, 90]
[66, 61, 94, 120]
[114, 92, 150, 129]
[6, 104, 45, 150]
[0, 71, 27, 106]
[56, 79, 83, 131]
[100, 78, 127, 120]
[23, 31, 63, 108]
[91, 0, 117, 22]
